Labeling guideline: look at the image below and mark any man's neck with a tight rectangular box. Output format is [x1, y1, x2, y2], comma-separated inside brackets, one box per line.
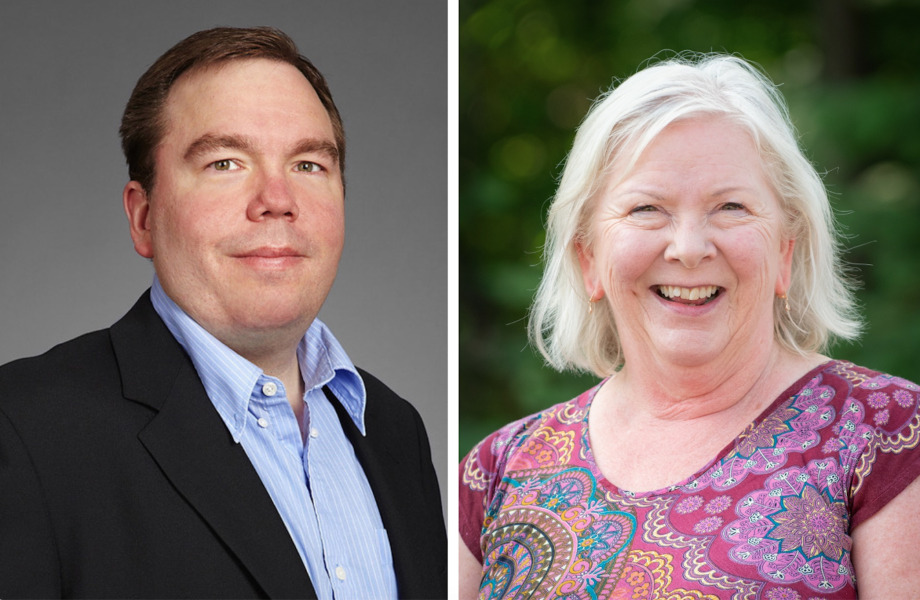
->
[241, 343, 307, 433]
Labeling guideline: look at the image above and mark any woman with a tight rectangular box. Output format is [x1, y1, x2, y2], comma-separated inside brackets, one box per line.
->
[458, 54, 920, 599]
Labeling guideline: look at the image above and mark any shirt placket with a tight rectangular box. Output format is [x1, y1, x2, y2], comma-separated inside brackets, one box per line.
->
[249, 377, 334, 599]
[302, 388, 398, 600]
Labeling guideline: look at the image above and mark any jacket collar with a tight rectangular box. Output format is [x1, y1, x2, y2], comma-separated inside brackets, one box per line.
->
[110, 291, 316, 599]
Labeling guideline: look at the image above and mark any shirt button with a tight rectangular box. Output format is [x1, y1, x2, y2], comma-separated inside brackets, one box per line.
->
[257, 417, 269, 429]
[310, 427, 319, 439]
[262, 381, 278, 397]
[335, 565, 346, 581]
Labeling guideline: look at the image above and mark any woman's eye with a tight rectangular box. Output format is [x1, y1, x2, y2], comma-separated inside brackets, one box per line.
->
[211, 159, 239, 171]
[296, 161, 323, 173]
[630, 205, 658, 214]
[721, 202, 745, 211]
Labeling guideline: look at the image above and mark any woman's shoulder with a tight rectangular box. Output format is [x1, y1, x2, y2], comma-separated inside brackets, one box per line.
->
[800, 359, 920, 529]
[474, 383, 598, 449]
[822, 359, 919, 386]
[816, 360, 920, 408]
[460, 382, 600, 492]
[785, 359, 920, 443]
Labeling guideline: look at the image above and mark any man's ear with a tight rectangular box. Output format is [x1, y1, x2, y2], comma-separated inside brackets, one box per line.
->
[123, 181, 154, 259]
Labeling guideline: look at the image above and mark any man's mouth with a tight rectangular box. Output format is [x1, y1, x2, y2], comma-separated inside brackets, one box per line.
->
[656, 285, 721, 306]
[231, 246, 306, 271]
[237, 246, 303, 259]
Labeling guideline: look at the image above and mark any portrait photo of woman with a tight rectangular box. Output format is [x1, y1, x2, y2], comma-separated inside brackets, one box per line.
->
[459, 2, 920, 598]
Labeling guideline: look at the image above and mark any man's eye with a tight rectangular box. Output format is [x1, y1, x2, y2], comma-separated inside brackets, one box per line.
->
[211, 159, 238, 171]
[296, 161, 323, 173]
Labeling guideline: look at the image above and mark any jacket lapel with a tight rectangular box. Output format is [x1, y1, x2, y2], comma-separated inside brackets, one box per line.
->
[325, 380, 447, 599]
[111, 292, 316, 599]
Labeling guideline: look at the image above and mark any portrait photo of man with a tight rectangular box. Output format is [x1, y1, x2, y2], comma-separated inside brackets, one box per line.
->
[0, 3, 446, 598]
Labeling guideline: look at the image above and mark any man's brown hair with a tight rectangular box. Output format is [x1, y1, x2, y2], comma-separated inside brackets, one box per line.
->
[120, 26, 345, 192]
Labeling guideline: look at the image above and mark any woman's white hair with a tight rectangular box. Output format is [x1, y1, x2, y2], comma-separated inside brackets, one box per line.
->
[528, 52, 862, 376]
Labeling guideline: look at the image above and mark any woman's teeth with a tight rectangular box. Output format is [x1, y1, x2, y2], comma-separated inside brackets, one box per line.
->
[657, 285, 719, 302]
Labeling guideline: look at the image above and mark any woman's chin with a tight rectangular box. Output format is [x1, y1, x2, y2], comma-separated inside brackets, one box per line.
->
[642, 331, 730, 369]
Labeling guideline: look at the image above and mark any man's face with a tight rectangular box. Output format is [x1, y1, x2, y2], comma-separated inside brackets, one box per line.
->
[124, 58, 344, 356]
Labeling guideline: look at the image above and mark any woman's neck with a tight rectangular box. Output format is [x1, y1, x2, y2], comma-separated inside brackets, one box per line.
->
[604, 345, 825, 425]
[587, 346, 828, 493]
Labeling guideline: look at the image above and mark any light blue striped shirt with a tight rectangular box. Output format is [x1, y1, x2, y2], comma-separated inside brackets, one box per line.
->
[151, 277, 398, 600]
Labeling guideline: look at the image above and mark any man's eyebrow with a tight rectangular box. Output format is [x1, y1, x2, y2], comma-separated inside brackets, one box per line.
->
[183, 134, 255, 161]
[182, 134, 339, 166]
[292, 139, 340, 166]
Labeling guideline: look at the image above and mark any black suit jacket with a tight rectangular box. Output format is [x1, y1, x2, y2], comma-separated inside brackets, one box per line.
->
[0, 292, 446, 598]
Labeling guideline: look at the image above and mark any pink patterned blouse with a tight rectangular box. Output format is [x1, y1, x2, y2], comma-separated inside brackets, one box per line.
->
[459, 361, 920, 599]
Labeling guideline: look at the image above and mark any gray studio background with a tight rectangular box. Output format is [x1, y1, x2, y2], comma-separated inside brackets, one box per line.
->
[0, 1, 447, 507]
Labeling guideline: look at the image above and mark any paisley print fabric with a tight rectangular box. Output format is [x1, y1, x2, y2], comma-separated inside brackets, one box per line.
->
[459, 361, 920, 599]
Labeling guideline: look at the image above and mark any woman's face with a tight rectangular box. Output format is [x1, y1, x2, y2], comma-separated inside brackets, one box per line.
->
[577, 117, 794, 370]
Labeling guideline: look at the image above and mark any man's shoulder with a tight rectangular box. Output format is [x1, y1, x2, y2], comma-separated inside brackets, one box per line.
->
[0, 328, 119, 412]
[0, 291, 162, 415]
[357, 367, 402, 401]
[0, 327, 116, 382]
[353, 367, 437, 451]
[357, 367, 422, 420]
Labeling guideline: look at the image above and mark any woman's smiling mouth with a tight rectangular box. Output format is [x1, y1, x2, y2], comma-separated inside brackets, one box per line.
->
[656, 285, 722, 306]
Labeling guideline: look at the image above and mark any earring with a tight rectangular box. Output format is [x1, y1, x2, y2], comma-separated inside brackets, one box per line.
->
[588, 294, 601, 314]
[778, 293, 791, 314]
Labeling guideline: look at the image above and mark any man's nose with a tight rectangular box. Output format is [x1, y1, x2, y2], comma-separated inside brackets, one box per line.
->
[663, 218, 716, 269]
[247, 173, 299, 221]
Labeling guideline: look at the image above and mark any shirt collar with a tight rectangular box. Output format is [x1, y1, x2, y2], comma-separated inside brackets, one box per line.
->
[150, 277, 367, 440]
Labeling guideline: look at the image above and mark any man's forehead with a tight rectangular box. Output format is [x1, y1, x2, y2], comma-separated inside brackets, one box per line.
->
[159, 58, 335, 144]
[165, 58, 320, 109]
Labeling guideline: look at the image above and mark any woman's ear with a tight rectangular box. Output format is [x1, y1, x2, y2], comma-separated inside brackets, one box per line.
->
[775, 237, 795, 296]
[575, 240, 604, 303]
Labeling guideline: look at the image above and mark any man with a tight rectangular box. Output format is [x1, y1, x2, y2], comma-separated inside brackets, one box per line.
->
[0, 27, 445, 599]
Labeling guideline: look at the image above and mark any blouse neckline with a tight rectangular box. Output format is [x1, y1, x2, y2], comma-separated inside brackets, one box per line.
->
[579, 359, 837, 499]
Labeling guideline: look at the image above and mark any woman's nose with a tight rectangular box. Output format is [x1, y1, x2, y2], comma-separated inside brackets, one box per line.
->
[663, 219, 716, 268]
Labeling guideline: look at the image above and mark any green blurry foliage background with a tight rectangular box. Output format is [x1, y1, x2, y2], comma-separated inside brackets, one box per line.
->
[459, 0, 920, 456]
